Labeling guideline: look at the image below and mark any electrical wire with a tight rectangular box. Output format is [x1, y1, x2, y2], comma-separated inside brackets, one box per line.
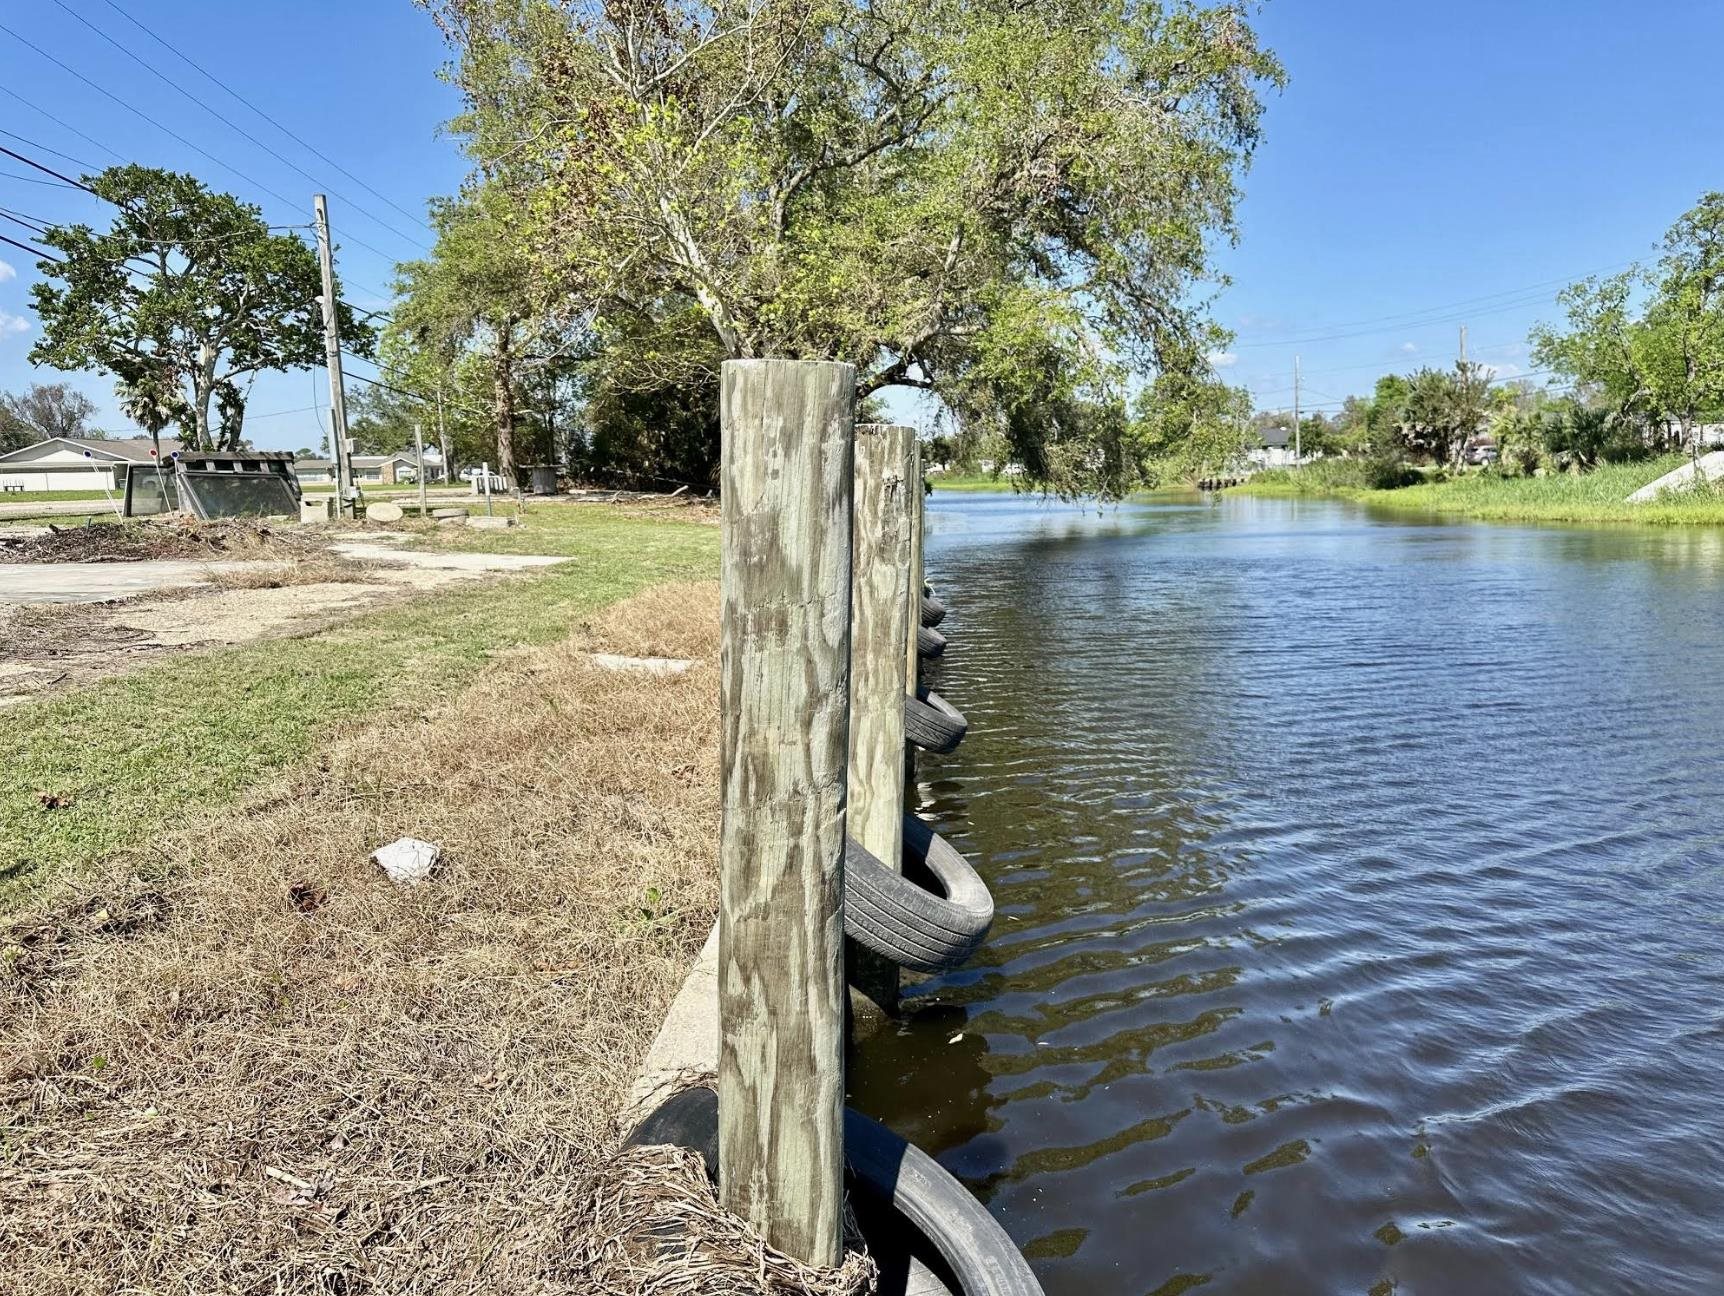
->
[0, 84, 126, 166]
[98, 0, 436, 237]
[0, 231, 59, 261]
[45, 0, 431, 254]
[0, 21, 406, 267]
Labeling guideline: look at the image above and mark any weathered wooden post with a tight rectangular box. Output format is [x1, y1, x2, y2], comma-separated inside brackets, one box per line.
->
[718, 358, 855, 1268]
[847, 424, 915, 1015]
[903, 438, 925, 812]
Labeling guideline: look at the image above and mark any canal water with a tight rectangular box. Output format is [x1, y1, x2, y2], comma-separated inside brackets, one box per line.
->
[849, 493, 1724, 1296]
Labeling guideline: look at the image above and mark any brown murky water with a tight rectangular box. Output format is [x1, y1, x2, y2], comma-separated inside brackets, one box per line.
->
[850, 492, 1724, 1296]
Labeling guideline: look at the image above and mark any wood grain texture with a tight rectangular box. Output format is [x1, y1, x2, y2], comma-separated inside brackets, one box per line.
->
[847, 424, 913, 1014]
[717, 359, 855, 1267]
[903, 439, 925, 811]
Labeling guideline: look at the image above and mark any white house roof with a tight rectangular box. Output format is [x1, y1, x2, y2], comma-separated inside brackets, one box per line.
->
[0, 435, 179, 464]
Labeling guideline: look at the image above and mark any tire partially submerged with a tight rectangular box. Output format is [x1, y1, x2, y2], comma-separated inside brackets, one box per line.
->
[627, 1087, 1043, 1296]
[917, 625, 948, 659]
[921, 593, 947, 628]
[905, 687, 967, 754]
[845, 816, 992, 973]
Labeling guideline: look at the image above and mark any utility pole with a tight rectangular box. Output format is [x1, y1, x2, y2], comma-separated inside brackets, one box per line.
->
[414, 421, 428, 517]
[313, 194, 357, 519]
[1292, 354, 1301, 467]
[436, 382, 451, 486]
[1459, 324, 1468, 366]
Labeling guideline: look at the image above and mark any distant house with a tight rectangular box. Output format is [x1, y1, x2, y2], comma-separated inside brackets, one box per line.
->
[0, 436, 182, 493]
[292, 452, 441, 486]
[1246, 426, 1300, 470]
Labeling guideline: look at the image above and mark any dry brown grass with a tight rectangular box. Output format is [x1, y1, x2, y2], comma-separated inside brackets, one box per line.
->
[1, 580, 735, 1294]
[574, 1142, 876, 1296]
[202, 556, 382, 590]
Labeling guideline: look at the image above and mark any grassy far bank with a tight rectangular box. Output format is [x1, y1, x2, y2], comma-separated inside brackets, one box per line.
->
[0, 504, 718, 907]
[1230, 454, 1724, 526]
[927, 472, 1023, 493]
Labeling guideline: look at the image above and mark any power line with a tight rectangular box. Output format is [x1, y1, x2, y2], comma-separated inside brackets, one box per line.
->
[0, 168, 85, 190]
[0, 142, 101, 195]
[0, 19, 405, 267]
[98, 0, 437, 238]
[46, 0, 431, 255]
[1233, 259, 1651, 350]
[0, 231, 59, 262]
[0, 123, 102, 172]
[0, 84, 126, 167]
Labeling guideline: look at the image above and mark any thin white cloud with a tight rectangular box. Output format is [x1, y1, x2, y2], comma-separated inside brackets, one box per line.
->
[1478, 362, 1522, 381]
[1399, 341, 1417, 354]
[0, 309, 31, 337]
[1207, 349, 1239, 369]
[0, 259, 15, 283]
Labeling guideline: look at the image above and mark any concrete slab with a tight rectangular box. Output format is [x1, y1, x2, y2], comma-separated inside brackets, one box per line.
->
[627, 922, 720, 1121]
[0, 499, 121, 521]
[0, 559, 266, 606]
[1627, 450, 1724, 502]
[591, 653, 695, 676]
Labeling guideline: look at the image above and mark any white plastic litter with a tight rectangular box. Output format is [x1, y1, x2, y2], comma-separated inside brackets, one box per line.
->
[372, 837, 441, 886]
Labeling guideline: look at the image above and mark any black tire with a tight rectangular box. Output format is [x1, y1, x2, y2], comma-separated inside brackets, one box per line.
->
[844, 817, 992, 973]
[917, 625, 947, 659]
[921, 594, 947, 628]
[626, 1087, 1043, 1296]
[905, 688, 967, 754]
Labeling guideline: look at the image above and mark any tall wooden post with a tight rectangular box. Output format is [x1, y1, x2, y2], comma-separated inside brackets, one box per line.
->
[718, 358, 855, 1268]
[847, 424, 914, 1015]
[903, 438, 925, 811]
[312, 195, 357, 519]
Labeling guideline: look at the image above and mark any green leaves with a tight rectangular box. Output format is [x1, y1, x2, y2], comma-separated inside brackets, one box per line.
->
[28, 166, 372, 451]
[428, 0, 1282, 496]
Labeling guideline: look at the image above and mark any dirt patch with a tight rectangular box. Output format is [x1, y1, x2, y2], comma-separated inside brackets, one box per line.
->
[0, 545, 558, 702]
[0, 581, 726, 1294]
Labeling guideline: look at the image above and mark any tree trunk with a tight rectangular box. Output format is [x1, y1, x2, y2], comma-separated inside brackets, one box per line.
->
[192, 344, 218, 451]
[493, 323, 517, 484]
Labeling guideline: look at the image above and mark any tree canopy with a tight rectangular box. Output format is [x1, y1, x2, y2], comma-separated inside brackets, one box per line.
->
[425, 0, 1283, 497]
[28, 165, 375, 451]
[1531, 191, 1724, 450]
[0, 381, 101, 453]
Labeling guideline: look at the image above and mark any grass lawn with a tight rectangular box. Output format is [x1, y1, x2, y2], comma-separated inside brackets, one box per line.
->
[0, 489, 114, 502]
[0, 505, 718, 908]
[928, 472, 1023, 493]
[1230, 456, 1724, 526]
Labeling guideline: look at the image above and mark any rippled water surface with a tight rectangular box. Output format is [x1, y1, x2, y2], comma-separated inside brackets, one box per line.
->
[849, 493, 1724, 1296]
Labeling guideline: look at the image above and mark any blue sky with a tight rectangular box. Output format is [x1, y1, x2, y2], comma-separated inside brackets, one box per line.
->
[2, 1, 1723, 446]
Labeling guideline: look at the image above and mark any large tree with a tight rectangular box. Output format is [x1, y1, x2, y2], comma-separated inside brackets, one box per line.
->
[1531, 193, 1724, 454]
[28, 165, 375, 452]
[426, 0, 1283, 498]
[1390, 362, 1489, 468]
[389, 193, 577, 480]
[0, 381, 100, 453]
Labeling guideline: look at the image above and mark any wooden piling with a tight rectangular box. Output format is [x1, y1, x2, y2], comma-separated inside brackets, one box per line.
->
[903, 438, 925, 812]
[717, 358, 855, 1268]
[847, 424, 914, 1015]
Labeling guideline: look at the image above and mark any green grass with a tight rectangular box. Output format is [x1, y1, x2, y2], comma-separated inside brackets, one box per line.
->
[1231, 455, 1724, 526]
[928, 472, 1024, 493]
[0, 489, 113, 503]
[0, 507, 718, 909]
